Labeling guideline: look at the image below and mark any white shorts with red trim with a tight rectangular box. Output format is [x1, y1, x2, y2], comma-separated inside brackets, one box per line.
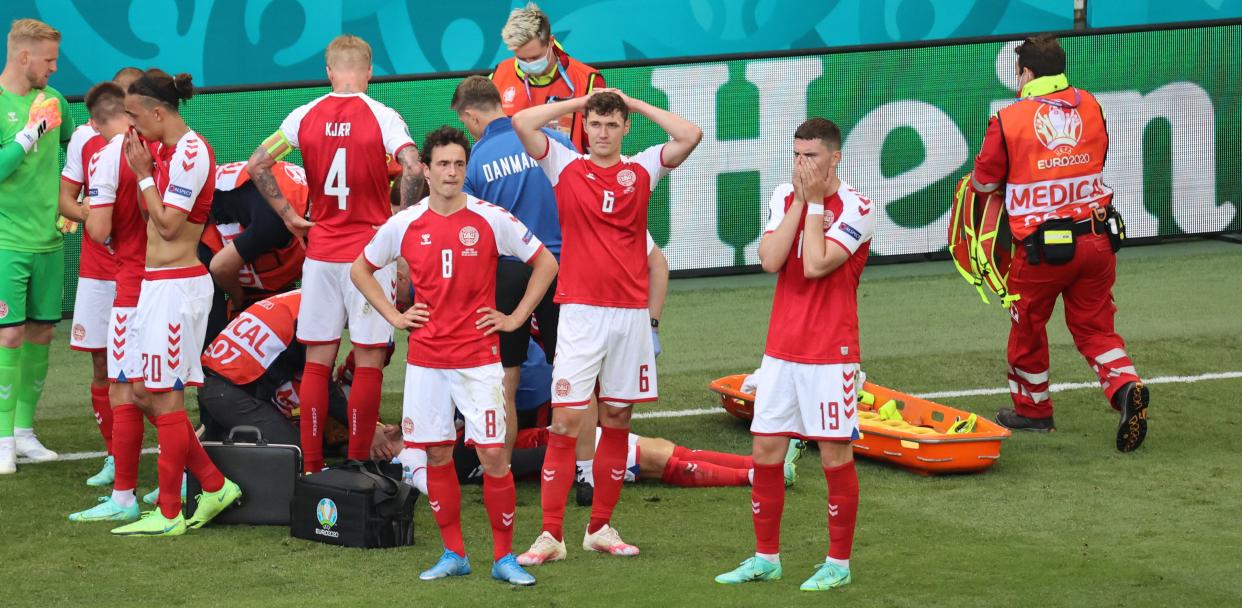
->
[70, 278, 116, 351]
[132, 267, 212, 392]
[750, 355, 861, 442]
[552, 304, 656, 408]
[296, 258, 396, 347]
[106, 306, 139, 382]
[401, 363, 505, 448]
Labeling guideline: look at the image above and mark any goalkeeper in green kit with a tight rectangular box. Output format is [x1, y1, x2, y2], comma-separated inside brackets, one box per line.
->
[0, 18, 75, 474]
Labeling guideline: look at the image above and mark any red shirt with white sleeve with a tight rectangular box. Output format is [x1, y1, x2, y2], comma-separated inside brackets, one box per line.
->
[152, 131, 215, 224]
[87, 135, 147, 307]
[279, 93, 415, 262]
[363, 196, 544, 369]
[762, 180, 875, 364]
[535, 136, 671, 308]
[62, 125, 116, 281]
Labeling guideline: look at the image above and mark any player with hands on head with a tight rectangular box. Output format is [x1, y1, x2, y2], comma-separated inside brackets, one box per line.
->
[351, 126, 557, 586]
[510, 85, 701, 564]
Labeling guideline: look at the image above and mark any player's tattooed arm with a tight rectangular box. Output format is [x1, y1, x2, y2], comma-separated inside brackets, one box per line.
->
[397, 145, 425, 210]
[247, 134, 311, 240]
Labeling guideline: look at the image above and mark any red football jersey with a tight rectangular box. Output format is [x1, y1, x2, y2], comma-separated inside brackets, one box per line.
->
[535, 136, 670, 308]
[88, 135, 147, 307]
[153, 130, 215, 224]
[62, 125, 115, 281]
[203, 290, 300, 385]
[279, 93, 414, 262]
[363, 196, 544, 369]
[762, 181, 876, 364]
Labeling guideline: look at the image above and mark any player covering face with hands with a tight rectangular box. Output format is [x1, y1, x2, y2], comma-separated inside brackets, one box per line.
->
[351, 126, 557, 586]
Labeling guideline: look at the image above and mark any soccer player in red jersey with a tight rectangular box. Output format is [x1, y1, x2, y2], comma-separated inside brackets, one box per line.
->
[715, 118, 875, 590]
[59, 68, 142, 486]
[105, 69, 239, 536]
[511, 88, 701, 563]
[66, 81, 153, 524]
[352, 126, 557, 585]
[247, 35, 422, 473]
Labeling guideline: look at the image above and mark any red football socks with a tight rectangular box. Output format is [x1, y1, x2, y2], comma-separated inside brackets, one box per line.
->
[588, 426, 629, 534]
[824, 461, 859, 562]
[683, 446, 751, 469]
[299, 361, 331, 473]
[426, 462, 466, 556]
[661, 451, 750, 487]
[346, 366, 383, 460]
[110, 403, 143, 492]
[154, 411, 191, 519]
[183, 417, 223, 493]
[90, 383, 113, 454]
[483, 471, 517, 561]
[751, 462, 786, 554]
[539, 431, 577, 540]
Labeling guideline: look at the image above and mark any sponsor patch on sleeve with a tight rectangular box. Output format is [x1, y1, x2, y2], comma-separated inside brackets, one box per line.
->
[521, 229, 533, 244]
[839, 222, 862, 241]
[87, 188, 98, 196]
[169, 184, 193, 198]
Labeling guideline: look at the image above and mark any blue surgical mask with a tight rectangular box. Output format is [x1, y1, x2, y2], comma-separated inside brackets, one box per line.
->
[517, 52, 549, 76]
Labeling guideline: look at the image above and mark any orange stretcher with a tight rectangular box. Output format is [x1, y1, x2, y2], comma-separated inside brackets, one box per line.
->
[708, 375, 1011, 475]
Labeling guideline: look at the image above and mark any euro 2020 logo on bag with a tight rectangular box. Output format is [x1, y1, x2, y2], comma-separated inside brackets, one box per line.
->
[315, 498, 339, 538]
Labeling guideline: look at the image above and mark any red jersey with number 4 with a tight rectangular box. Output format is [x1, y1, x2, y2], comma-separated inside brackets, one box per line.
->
[153, 130, 215, 224]
[363, 196, 544, 369]
[762, 181, 876, 364]
[62, 125, 116, 281]
[279, 93, 414, 262]
[203, 290, 300, 385]
[535, 136, 670, 308]
[88, 135, 146, 307]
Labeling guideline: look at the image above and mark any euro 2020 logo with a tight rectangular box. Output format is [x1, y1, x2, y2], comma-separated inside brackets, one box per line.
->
[316, 498, 338, 529]
[1033, 104, 1083, 154]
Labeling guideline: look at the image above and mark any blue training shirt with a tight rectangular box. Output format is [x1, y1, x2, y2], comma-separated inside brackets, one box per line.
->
[464, 117, 571, 259]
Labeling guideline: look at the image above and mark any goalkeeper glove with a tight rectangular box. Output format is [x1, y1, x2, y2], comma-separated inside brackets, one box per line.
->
[15, 93, 61, 153]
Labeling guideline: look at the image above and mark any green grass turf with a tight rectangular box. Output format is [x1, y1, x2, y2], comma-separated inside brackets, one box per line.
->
[2, 239, 1241, 607]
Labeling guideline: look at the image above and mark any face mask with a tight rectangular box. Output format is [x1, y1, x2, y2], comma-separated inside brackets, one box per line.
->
[517, 50, 550, 75]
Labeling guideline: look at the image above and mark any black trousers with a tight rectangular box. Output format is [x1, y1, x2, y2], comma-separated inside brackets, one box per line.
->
[198, 373, 347, 445]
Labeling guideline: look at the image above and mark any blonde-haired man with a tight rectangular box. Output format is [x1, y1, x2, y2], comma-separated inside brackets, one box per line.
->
[0, 18, 75, 474]
[491, 3, 602, 152]
[246, 34, 421, 473]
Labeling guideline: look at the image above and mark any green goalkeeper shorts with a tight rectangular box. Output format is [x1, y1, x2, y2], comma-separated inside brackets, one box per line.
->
[0, 248, 64, 327]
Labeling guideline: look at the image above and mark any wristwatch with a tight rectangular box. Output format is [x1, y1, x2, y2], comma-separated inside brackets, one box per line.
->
[650, 318, 659, 329]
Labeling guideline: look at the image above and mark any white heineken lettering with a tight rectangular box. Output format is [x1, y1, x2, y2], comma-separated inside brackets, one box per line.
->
[225, 312, 286, 367]
[1005, 173, 1112, 216]
[482, 152, 536, 183]
[325, 122, 351, 137]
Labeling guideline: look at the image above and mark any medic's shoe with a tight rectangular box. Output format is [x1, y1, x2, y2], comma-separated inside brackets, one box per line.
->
[582, 524, 640, 557]
[110, 510, 187, 536]
[995, 407, 1055, 432]
[715, 556, 782, 584]
[517, 531, 567, 566]
[1113, 381, 1149, 453]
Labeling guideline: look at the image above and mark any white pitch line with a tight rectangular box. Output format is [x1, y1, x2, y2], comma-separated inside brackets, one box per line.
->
[19, 371, 1241, 463]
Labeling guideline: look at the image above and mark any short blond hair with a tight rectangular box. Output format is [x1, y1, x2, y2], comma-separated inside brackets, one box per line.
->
[501, 2, 551, 51]
[8, 18, 60, 48]
[325, 34, 371, 70]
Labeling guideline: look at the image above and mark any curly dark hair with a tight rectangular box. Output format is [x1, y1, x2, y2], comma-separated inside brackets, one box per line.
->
[585, 91, 628, 121]
[420, 125, 472, 165]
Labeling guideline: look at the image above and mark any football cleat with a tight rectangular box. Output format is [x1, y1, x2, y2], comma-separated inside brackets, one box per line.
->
[517, 531, 567, 566]
[419, 549, 471, 580]
[68, 496, 139, 522]
[86, 455, 116, 486]
[110, 510, 187, 536]
[583, 524, 639, 557]
[799, 562, 852, 591]
[185, 479, 242, 529]
[491, 554, 536, 586]
[715, 556, 782, 584]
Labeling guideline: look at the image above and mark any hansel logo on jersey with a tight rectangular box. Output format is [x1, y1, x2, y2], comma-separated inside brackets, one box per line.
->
[502, 86, 517, 104]
[6, 112, 16, 122]
[72, 323, 86, 342]
[169, 184, 193, 198]
[316, 498, 338, 529]
[420, 233, 431, 245]
[1033, 104, 1083, 152]
[617, 169, 637, 187]
[459, 226, 480, 246]
[401, 417, 414, 436]
[554, 379, 571, 397]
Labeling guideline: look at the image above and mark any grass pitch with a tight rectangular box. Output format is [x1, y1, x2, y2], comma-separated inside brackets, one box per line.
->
[2, 239, 1240, 607]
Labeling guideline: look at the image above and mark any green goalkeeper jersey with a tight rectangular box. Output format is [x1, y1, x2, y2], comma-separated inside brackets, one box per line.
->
[0, 85, 74, 253]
